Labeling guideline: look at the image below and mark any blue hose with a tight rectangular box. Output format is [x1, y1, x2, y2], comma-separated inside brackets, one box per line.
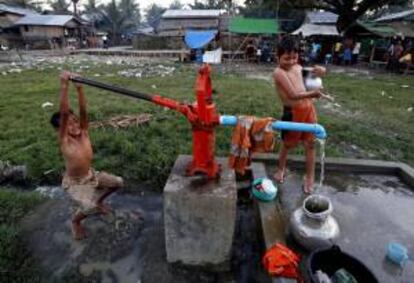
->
[219, 115, 327, 139]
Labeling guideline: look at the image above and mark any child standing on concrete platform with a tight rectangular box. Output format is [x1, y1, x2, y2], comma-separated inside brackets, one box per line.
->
[273, 36, 327, 193]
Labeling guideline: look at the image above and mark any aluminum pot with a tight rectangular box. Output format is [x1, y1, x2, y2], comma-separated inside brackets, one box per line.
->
[290, 194, 340, 251]
[303, 67, 323, 91]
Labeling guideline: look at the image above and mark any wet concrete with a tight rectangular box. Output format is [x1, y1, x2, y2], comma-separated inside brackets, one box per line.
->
[266, 165, 414, 283]
[21, 184, 269, 283]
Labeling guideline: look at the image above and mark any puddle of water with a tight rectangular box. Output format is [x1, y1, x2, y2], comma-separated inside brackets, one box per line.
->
[267, 165, 414, 283]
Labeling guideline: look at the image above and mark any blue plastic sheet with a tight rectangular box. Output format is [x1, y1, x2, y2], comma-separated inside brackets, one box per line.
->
[185, 30, 217, 49]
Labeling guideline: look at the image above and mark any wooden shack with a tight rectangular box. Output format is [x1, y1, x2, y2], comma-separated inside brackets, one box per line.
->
[13, 15, 93, 48]
[0, 4, 38, 46]
[157, 9, 226, 37]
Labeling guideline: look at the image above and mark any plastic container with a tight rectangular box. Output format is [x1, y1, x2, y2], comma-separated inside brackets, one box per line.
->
[307, 245, 378, 283]
[251, 178, 277, 202]
[387, 242, 409, 266]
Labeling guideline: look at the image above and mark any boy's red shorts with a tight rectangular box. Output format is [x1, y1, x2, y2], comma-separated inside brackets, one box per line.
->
[280, 104, 317, 146]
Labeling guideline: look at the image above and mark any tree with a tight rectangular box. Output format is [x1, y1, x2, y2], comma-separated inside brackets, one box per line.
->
[83, 0, 99, 14]
[1, 0, 44, 10]
[72, 0, 79, 15]
[48, 0, 71, 14]
[265, 0, 398, 32]
[83, 0, 102, 22]
[145, 3, 166, 29]
[241, 0, 277, 18]
[98, 0, 141, 44]
[120, 0, 141, 26]
[101, 0, 123, 43]
[189, 0, 231, 10]
[169, 0, 184, 9]
[240, 0, 304, 32]
[83, 0, 98, 12]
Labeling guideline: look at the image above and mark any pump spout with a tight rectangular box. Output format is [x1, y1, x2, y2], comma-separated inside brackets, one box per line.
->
[219, 116, 327, 139]
[272, 121, 327, 139]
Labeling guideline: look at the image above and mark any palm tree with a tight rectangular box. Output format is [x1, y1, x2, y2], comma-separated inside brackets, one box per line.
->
[99, 0, 140, 44]
[48, 0, 71, 14]
[145, 4, 165, 29]
[83, 0, 97, 12]
[72, 0, 80, 15]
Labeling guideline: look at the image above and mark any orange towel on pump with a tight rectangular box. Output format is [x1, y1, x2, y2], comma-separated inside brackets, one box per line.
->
[229, 116, 275, 175]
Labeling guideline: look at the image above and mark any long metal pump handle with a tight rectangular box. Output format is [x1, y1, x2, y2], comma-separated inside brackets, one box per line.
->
[69, 76, 154, 102]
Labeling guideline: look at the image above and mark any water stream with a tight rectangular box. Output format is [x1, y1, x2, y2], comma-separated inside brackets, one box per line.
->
[317, 138, 326, 191]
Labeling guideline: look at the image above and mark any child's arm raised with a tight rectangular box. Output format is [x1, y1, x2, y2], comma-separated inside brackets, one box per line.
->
[58, 72, 71, 141]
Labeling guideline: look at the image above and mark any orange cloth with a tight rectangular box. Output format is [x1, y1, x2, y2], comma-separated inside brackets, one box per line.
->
[229, 116, 275, 175]
[262, 243, 303, 282]
[282, 102, 317, 146]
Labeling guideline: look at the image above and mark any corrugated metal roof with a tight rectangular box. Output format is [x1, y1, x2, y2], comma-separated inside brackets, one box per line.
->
[162, 9, 224, 19]
[134, 26, 155, 35]
[389, 21, 414, 37]
[292, 23, 339, 36]
[357, 21, 397, 37]
[0, 4, 38, 16]
[374, 9, 414, 22]
[307, 11, 338, 24]
[14, 15, 76, 26]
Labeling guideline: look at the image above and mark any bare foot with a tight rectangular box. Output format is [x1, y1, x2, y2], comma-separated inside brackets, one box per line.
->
[303, 178, 314, 194]
[97, 202, 112, 215]
[274, 169, 285, 183]
[71, 223, 86, 240]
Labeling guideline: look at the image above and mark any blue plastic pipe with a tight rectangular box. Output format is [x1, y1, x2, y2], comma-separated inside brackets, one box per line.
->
[219, 115, 327, 139]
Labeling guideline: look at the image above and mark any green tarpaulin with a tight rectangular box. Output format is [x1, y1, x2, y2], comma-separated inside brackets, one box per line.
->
[229, 17, 278, 34]
[358, 21, 397, 37]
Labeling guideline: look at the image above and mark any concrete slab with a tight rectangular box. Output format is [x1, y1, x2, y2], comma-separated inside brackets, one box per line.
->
[265, 163, 414, 283]
[253, 153, 403, 174]
[163, 155, 237, 270]
[253, 153, 414, 188]
[250, 162, 297, 283]
[20, 191, 238, 283]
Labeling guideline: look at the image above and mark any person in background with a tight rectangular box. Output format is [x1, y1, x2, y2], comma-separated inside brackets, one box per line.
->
[343, 45, 352, 66]
[352, 41, 361, 65]
[333, 40, 343, 65]
[399, 47, 413, 73]
[245, 40, 257, 62]
[310, 39, 321, 64]
[387, 40, 404, 73]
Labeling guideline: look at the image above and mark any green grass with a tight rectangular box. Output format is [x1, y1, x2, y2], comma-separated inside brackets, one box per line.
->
[322, 73, 414, 162]
[0, 62, 413, 190]
[0, 61, 413, 281]
[0, 189, 45, 282]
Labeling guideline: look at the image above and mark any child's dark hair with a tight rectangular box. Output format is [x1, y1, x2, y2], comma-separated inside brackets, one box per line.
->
[50, 109, 74, 129]
[278, 36, 299, 57]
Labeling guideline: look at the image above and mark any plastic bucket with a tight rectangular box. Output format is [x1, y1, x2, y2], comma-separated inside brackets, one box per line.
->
[307, 245, 378, 283]
[387, 242, 409, 266]
[252, 178, 277, 202]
